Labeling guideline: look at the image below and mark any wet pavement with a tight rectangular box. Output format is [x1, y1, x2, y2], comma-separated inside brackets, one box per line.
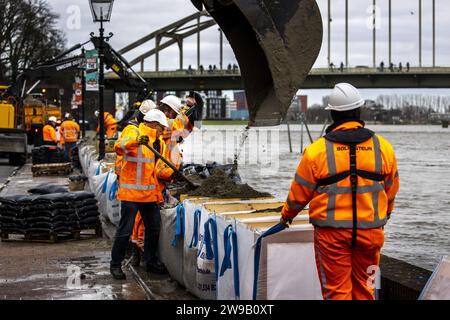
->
[0, 160, 195, 300]
[0, 237, 147, 300]
[0, 161, 147, 300]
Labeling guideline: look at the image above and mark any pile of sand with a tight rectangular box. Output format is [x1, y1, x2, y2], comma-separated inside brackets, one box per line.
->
[188, 169, 271, 199]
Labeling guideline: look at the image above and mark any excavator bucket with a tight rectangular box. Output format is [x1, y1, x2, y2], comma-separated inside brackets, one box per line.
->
[191, 0, 323, 126]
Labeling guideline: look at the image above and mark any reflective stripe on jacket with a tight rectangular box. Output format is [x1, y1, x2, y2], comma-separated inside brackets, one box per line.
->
[281, 121, 400, 229]
[60, 120, 80, 143]
[114, 122, 171, 203]
[43, 125, 57, 143]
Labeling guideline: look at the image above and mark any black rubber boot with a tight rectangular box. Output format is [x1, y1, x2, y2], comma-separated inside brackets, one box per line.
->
[130, 244, 141, 267]
[146, 260, 167, 275]
[110, 266, 126, 280]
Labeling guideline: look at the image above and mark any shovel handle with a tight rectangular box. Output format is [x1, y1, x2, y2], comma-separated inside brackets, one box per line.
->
[142, 143, 196, 188]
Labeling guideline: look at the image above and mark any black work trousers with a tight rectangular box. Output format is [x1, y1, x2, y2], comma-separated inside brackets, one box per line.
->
[110, 201, 161, 267]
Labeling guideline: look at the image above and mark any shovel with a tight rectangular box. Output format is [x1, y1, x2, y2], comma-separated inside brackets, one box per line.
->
[142, 142, 198, 190]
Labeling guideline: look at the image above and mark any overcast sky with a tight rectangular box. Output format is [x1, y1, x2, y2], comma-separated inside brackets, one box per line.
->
[46, 0, 450, 103]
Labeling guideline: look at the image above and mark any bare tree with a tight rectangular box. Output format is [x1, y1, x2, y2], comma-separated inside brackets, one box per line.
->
[0, 0, 66, 82]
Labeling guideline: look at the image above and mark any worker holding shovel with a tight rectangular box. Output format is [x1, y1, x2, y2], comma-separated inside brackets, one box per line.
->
[110, 109, 173, 279]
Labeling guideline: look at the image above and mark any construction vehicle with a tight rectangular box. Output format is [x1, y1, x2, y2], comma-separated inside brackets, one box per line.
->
[0, 85, 28, 165]
[0, 52, 84, 164]
[191, 0, 323, 126]
[23, 94, 63, 145]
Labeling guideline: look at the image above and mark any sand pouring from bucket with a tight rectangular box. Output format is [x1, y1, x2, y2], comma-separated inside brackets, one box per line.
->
[191, 0, 323, 127]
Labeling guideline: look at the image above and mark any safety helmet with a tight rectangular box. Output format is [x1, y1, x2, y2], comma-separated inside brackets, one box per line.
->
[160, 95, 182, 114]
[49, 116, 57, 123]
[325, 83, 364, 111]
[139, 99, 157, 114]
[94, 110, 99, 117]
[143, 109, 168, 127]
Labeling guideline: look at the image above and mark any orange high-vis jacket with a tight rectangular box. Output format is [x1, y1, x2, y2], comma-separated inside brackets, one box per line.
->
[43, 124, 57, 143]
[59, 120, 80, 144]
[282, 121, 399, 229]
[97, 112, 118, 139]
[114, 122, 172, 203]
[114, 119, 173, 204]
[162, 109, 193, 169]
[114, 119, 139, 176]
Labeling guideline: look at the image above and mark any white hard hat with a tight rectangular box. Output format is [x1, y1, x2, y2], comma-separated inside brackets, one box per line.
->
[325, 83, 365, 111]
[160, 95, 182, 114]
[49, 116, 57, 123]
[143, 109, 168, 127]
[94, 110, 99, 117]
[139, 99, 157, 114]
[65, 113, 70, 118]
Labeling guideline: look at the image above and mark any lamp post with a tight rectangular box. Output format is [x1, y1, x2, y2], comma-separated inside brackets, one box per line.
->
[89, 0, 114, 160]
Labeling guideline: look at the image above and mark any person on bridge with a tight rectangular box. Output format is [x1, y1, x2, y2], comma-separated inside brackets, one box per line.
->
[280, 83, 400, 300]
[42, 116, 58, 146]
[59, 113, 80, 161]
[95, 110, 118, 139]
[110, 109, 173, 280]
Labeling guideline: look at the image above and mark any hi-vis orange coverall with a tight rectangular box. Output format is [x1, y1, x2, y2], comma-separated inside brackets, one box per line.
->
[97, 112, 118, 139]
[281, 121, 399, 300]
[132, 108, 193, 245]
[43, 124, 57, 144]
[59, 120, 80, 144]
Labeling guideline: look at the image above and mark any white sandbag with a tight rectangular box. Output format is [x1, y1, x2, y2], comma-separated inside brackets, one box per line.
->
[104, 173, 121, 226]
[419, 256, 450, 300]
[90, 170, 111, 219]
[158, 206, 185, 287]
[216, 219, 241, 300]
[182, 200, 204, 297]
[253, 224, 323, 300]
[196, 215, 218, 300]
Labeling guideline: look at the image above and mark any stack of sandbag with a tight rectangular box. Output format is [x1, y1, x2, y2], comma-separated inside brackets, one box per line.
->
[0, 191, 101, 235]
[32, 146, 65, 164]
[0, 195, 27, 233]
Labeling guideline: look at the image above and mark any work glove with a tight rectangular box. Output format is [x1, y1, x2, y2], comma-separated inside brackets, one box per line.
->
[136, 135, 150, 145]
[279, 216, 293, 229]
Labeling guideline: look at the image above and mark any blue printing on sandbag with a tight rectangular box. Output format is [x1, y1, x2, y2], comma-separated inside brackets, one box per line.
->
[203, 216, 219, 280]
[95, 164, 102, 176]
[101, 170, 111, 193]
[252, 223, 284, 300]
[189, 209, 201, 248]
[219, 224, 240, 299]
[171, 204, 185, 246]
[109, 179, 118, 201]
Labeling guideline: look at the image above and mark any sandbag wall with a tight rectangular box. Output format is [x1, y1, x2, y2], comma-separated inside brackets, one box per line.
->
[78, 145, 121, 226]
[0, 192, 100, 235]
[159, 198, 323, 300]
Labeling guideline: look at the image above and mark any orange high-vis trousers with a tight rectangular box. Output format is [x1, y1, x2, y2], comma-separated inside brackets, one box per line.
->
[313, 227, 384, 300]
[131, 211, 145, 249]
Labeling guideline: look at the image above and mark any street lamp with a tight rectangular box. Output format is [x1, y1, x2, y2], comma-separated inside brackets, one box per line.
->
[89, 0, 114, 160]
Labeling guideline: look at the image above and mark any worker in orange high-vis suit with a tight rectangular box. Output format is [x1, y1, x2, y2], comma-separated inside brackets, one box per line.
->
[112, 99, 159, 266]
[43, 116, 58, 146]
[159, 92, 202, 168]
[110, 109, 173, 280]
[95, 110, 118, 139]
[59, 113, 80, 161]
[129, 93, 203, 267]
[280, 83, 399, 300]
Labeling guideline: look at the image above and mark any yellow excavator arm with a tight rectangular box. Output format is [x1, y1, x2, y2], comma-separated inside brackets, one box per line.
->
[191, 0, 323, 126]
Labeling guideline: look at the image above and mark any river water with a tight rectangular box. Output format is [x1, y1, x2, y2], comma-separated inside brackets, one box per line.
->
[182, 124, 450, 271]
